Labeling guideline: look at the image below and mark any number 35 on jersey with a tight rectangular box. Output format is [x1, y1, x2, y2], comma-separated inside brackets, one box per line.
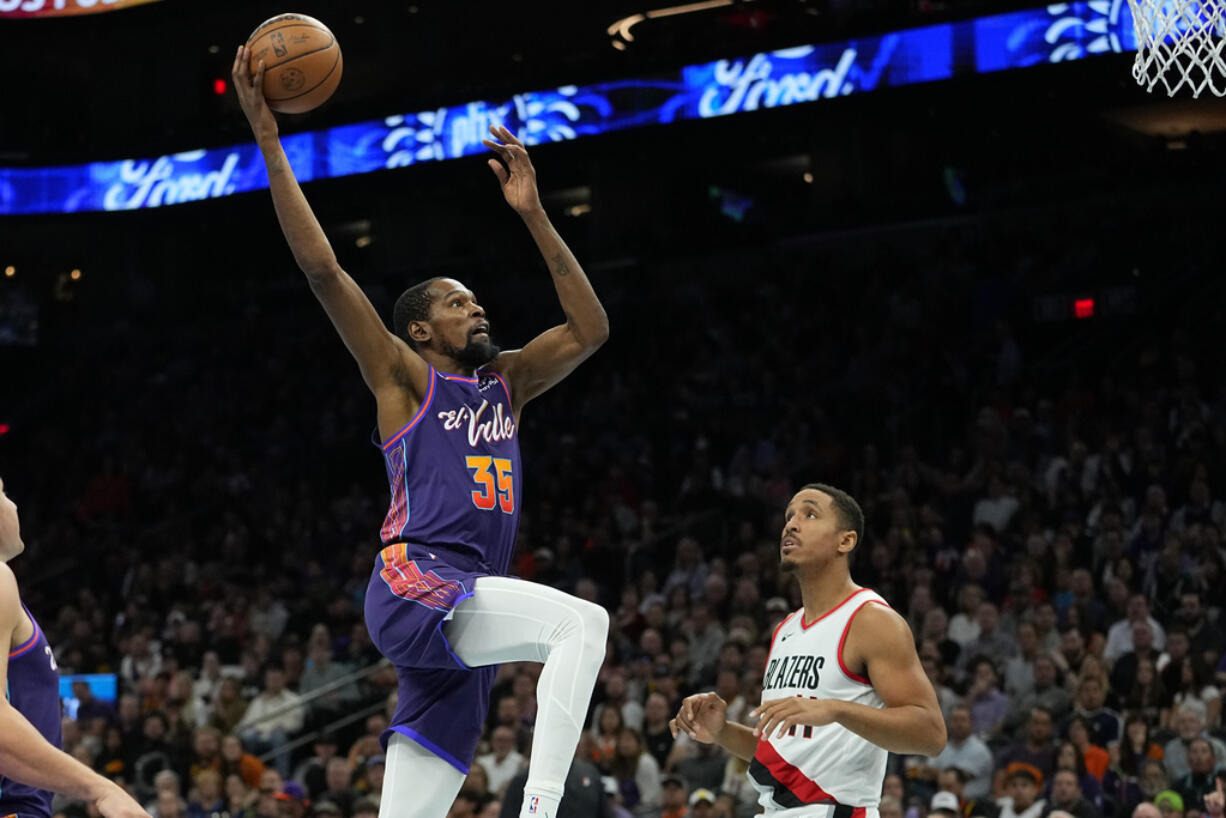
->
[466, 455, 514, 513]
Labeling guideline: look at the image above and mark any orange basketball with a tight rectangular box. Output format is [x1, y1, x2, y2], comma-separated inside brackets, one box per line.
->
[246, 13, 342, 115]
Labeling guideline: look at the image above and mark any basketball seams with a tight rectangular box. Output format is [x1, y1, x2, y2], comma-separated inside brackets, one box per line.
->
[267, 48, 342, 103]
[247, 25, 337, 72]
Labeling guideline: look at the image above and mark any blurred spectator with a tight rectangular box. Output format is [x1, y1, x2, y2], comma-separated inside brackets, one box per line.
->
[1045, 769, 1101, 818]
[641, 693, 676, 771]
[591, 704, 626, 770]
[1104, 597, 1167, 666]
[187, 769, 226, 818]
[997, 765, 1045, 818]
[1168, 656, 1221, 731]
[221, 733, 267, 789]
[924, 706, 995, 800]
[475, 726, 526, 796]
[1172, 740, 1222, 815]
[320, 758, 359, 816]
[1053, 742, 1103, 811]
[1062, 677, 1122, 747]
[609, 728, 662, 815]
[210, 677, 250, 735]
[995, 709, 1057, 795]
[274, 782, 310, 818]
[1164, 703, 1226, 780]
[1116, 714, 1165, 780]
[294, 735, 341, 799]
[963, 657, 1010, 740]
[1009, 657, 1073, 730]
[237, 665, 304, 777]
[1153, 791, 1184, 818]
[501, 754, 613, 818]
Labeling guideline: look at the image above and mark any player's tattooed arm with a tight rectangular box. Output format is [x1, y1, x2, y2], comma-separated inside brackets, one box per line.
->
[483, 125, 609, 408]
[230, 44, 428, 401]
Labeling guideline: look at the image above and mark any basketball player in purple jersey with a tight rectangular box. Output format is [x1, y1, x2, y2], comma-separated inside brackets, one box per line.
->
[234, 49, 610, 818]
[0, 477, 149, 818]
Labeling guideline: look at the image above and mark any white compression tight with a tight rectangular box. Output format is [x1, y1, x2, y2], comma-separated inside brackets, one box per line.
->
[378, 575, 609, 818]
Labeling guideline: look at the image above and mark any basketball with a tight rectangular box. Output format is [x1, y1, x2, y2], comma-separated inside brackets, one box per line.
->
[246, 13, 343, 114]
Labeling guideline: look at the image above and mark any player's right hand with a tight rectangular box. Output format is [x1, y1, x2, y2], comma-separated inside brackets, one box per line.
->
[669, 691, 727, 744]
[94, 782, 152, 818]
[231, 45, 278, 138]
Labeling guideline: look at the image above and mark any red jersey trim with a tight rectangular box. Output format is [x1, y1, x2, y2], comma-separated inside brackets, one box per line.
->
[9, 617, 40, 659]
[381, 368, 437, 451]
[768, 611, 798, 661]
[801, 587, 869, 630]
[754, 738, 840, 805]
[837, 599, 890, 684]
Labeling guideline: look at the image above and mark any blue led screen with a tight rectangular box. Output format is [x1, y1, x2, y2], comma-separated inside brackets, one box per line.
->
[0, 2, 1135, 216]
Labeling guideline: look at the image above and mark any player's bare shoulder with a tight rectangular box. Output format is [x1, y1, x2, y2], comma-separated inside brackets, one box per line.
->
[841, 599, 913, 674]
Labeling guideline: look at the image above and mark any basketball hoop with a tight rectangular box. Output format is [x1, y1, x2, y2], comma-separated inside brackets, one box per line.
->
[1127, 0, 1226, 96]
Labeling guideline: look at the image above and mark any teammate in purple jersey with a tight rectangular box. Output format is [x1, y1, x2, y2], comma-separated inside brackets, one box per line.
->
[0, 476, 149, 818]
[235, 49, 610, 818]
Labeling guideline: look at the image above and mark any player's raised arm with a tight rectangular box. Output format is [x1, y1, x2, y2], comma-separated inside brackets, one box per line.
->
[231, 45, 427, 400]
[482, 126, 609, 409]
[0, 565, 149, 818]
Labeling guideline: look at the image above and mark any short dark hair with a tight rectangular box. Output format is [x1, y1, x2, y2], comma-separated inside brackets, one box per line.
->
[393, 277, 443, 347]
[802, 483, 865, 548]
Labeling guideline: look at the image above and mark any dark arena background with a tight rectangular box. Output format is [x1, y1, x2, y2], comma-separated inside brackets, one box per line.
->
[2, 1, 1225, 817]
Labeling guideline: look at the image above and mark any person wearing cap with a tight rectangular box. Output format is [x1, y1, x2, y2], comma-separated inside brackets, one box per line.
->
[1153, 791, 1185, 818]
[659, 774, 689, 818]
[688, 788, 716, 818]
[274, 781, 311, 818]
[670, 486, 946, 817]
[362, 755, 386, 800]
[996, 765, 1045, 818]
[932, 792, 962, 818]
[311, 801, 344, 818]
[601, 776, 633, 818]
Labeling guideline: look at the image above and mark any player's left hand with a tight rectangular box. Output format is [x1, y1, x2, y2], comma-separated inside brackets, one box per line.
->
[482, 125, 543, 216]
[751, 696, 841, 740]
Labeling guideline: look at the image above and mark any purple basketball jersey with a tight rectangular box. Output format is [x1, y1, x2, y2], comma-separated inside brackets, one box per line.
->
[366, 366, 521, 771]
[1, 606, 60, 818]
[377, 367, 521, 574]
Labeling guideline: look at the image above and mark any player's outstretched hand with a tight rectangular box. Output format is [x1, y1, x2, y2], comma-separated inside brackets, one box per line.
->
[670, 692, 728, 744]
[231, 45, 277, 138]
[94, 782, 152, 818]
[751, 697, 839, 740]
[482, 125, 543, 216]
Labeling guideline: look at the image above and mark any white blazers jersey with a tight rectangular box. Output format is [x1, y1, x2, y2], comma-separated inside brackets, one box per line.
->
[749, 587, 890, 818]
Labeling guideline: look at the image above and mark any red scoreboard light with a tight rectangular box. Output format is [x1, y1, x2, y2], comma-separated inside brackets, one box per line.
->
[1073, 298, 1095, 319]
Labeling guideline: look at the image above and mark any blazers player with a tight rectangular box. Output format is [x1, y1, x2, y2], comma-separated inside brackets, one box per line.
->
[671, 484, 946, 818]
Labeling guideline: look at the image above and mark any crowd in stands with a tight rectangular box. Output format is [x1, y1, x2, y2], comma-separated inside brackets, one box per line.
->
[3, 196, 1225, 818]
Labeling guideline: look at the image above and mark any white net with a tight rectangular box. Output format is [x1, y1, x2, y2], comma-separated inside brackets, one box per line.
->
[1128, 0, 1226, 96]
